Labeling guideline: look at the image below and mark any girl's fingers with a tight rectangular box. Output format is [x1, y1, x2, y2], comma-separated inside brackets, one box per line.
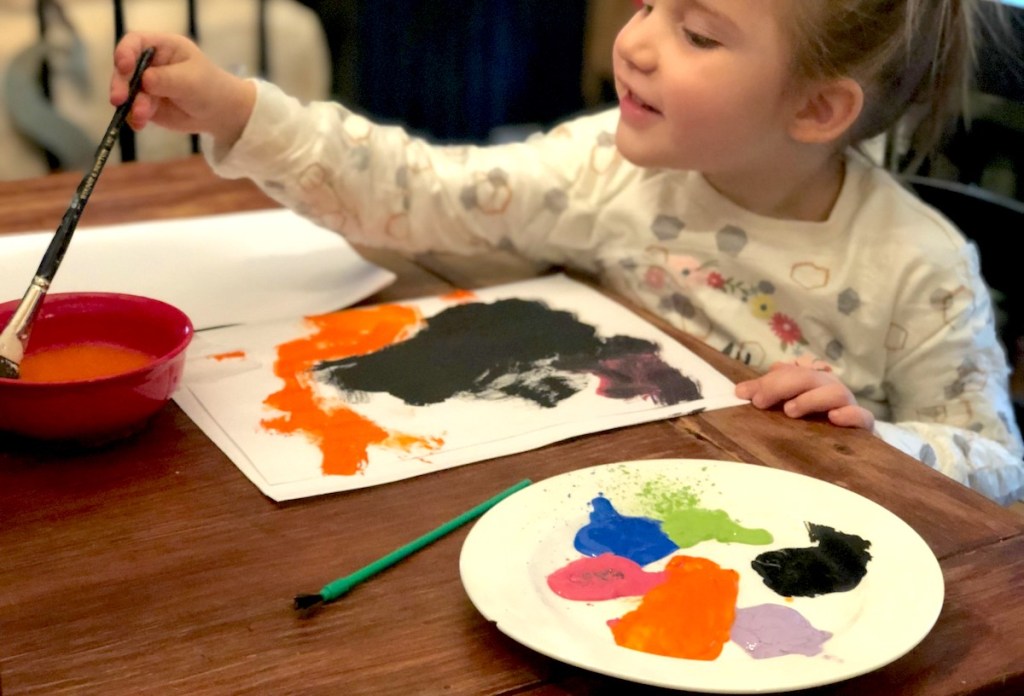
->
[738, 366, 871, 430]
[109, 48, 140, 106]
[782, 382, 854, 417]
[744, 370, 834, 408]
[110, 32, 196, 106]
[734, 379, 756, 400]
[128, 94, 156, 129]
[827, 404, 875, 430]
[141, 62, 196, 101]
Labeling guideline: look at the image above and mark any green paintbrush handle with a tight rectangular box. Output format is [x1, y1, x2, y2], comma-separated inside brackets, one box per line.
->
[319, 478, 532, 602]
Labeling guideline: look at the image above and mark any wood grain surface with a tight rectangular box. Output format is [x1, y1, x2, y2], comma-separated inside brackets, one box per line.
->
[1, 157, 1022, 696]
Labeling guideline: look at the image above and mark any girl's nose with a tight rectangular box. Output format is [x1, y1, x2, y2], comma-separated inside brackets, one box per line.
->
[615, 15, 657, 74]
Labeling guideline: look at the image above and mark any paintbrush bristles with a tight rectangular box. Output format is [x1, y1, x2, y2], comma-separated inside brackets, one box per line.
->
[293, 593, 325, 618]
[0, 356, 17, 379]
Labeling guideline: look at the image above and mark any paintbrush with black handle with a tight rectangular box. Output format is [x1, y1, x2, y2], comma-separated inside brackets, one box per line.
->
[0, 47, 155, 379]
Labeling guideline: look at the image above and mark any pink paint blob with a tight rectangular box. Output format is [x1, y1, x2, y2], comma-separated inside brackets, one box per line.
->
[547, 553, 668, 601]
[731, 604, 833, 658]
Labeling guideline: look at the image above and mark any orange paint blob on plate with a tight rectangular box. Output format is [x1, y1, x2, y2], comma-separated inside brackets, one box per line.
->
[19, 343, 153, 383]
[610, 555, 739, 660]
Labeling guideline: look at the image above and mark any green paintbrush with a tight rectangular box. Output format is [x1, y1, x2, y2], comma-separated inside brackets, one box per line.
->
[294, 478, 532, 616]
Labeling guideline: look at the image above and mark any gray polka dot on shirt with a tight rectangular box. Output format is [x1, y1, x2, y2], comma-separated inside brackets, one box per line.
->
[545, 189, 568, 214]
[651, 215, 684, 240]
[717, 225, 748, 256]
[838, 288, 861, 315]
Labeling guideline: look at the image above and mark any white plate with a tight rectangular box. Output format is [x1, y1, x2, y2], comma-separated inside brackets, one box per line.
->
[459, 459, 944, 693]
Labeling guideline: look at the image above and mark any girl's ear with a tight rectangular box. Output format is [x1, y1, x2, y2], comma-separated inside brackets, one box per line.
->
[789, 77, 864, 144]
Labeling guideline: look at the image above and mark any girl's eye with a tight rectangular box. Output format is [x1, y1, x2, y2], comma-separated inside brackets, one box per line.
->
[637, 1, 653, 15]
[684, 29, 720, 49]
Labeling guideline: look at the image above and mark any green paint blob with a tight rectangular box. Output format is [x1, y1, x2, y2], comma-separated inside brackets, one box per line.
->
[661, 508, 773, 548]
[633, 474, 773, 549]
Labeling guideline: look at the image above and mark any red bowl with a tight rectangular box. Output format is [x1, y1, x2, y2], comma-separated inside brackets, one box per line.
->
[0, 292, 193, 444]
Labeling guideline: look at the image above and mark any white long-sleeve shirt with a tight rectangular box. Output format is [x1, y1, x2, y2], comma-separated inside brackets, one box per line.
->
[207, 80, 1024, 504]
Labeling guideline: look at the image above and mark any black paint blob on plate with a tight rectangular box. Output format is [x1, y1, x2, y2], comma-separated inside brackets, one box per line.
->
[751, 522, 873, 597]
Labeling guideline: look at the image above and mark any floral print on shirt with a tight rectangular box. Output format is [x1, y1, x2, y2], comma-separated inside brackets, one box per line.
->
[640, 251, 811, 354]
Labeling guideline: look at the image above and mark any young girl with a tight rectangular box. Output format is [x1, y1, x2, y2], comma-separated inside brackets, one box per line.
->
[109, 0, 1024, 504]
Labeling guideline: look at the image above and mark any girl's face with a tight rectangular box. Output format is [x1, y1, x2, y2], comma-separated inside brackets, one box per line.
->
[612, 0, 801, 177]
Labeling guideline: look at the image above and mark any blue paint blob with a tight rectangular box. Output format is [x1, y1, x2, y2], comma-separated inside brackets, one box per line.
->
[574, 496, 678, 566]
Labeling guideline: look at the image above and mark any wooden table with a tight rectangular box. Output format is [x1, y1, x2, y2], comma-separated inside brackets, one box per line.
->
[2, 157, 1022, 696]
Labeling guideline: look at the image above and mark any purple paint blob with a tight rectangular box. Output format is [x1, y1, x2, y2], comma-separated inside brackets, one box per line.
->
[731, 604, 833, 658]
[547, 553, 668, 601]
[588, 351, 703, 404]
[574, 496, 678, 566]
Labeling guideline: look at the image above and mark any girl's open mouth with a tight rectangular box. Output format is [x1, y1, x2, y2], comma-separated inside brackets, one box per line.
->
[629, 90, 661, 114]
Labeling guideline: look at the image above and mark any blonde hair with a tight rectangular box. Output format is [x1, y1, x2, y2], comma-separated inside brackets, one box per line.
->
[786, 0, 981, 170]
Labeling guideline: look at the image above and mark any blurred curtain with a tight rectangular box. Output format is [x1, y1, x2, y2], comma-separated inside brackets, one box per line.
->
[354, 0, 588, 142]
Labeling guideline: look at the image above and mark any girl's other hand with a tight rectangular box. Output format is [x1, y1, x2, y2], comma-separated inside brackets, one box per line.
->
[109, 31, 256, 147]
[735, 362, 875, 430]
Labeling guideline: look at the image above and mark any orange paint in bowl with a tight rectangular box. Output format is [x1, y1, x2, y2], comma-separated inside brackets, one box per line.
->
[19, 343, 154, 383]
[0, 292, 193, 443]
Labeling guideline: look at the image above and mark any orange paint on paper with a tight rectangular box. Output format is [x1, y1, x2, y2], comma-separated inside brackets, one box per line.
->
[261, 304, 443, 476]
[441, 288, 477, 302]
[609, 556, 739, 660]
[19, 343, 152, 383]
[210, 350, 246, 361]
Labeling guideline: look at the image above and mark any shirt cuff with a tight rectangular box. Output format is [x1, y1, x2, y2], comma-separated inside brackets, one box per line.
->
[202, 79, 308, 180]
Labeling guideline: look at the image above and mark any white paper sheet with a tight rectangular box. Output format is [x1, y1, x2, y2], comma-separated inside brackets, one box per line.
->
[175, 274, 746, 502]
[0, 209, 396, 329]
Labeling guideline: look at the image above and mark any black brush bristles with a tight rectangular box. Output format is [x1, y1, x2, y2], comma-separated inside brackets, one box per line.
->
[0, 356, 17, 379]
[293, 593, 325, 618]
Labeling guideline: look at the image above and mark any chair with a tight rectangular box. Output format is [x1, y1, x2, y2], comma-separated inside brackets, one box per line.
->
[903, 175, 1024, 422]
[1, 0, 331, 180]
[943, 1, 1024, 200]
[893, 1, 1024, 200]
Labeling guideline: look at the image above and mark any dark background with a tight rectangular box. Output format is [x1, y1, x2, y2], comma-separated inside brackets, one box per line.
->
[300, 0, 594, 143]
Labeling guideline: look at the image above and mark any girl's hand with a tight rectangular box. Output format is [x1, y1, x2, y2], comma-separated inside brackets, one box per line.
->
[109, 31, 256, 146]
[735, 362, 875, 429]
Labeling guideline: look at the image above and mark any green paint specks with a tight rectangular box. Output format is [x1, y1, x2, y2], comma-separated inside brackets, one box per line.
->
[633, 473, 773, 549]
[637, 477, 700, 517]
